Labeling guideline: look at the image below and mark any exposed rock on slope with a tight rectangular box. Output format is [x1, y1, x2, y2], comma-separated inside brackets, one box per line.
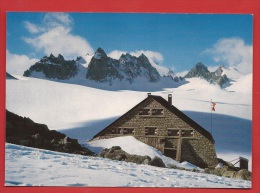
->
[6, 110, 94, 156]
[23, 54, 79, 80]
[99, 146, 165, 168]
[23, 48, 183, 87]
[184, 62, 229, 87]
[6, 72, 17, 80]
[86, 48, 161, 84]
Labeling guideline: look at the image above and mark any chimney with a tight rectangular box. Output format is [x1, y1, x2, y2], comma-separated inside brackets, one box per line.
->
[168, 94, 172, 106]
[147, 93, 151, 97]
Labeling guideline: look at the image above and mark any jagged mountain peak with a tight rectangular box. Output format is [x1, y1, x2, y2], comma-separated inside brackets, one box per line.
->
[39, 53, 67, 64]
[185, 62, 229, 87]
[119, 53, 136, 61]
[138, 53, 146, 58]
[22, 47, 184, 88]
[185, 62, 210, 78]
[94, 47, 108, 59]
[215, 66, 224, 76]
[23, 53, 78, 80]
[86, 48, 163, 84]
[49, 53, 55, 58]
[57, 54, 65, 61]
[194, 62, 208, 71]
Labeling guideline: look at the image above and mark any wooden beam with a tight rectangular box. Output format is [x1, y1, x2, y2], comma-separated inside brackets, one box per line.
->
[176, 138, 182, 161]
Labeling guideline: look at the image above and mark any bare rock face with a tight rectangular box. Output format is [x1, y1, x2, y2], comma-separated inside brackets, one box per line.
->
[184, 62, 230, 87]
[234, 169, 252, 181]
[6, 110, 94, 156]
[99, 146, 165, 168]
[86, 48, 161, 84]
[222, 171, 237, 179]
[150, 156, 166, 168]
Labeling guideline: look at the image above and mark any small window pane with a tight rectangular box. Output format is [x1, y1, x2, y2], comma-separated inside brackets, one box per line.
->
[145, 127, 157, 135]
[111, 128, 121, 134]
[182, 130, 194, 137]
[168, 129, 179, 136]
[123, 128, 134, 134]
[139, 109, 150, 115]
[152, 109, 163, 115]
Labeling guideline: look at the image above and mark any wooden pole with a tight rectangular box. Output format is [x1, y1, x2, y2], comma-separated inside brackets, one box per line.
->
[211, 99, 212, 134]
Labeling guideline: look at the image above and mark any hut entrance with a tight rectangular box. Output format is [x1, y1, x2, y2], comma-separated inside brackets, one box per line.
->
[164, 149, 177, 159]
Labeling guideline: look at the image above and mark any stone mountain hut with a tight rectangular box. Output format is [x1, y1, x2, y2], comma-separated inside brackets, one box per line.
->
[91, 93, 218, 168]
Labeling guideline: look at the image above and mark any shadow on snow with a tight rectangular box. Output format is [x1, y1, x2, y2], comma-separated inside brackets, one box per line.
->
[61, 111, 252, 155]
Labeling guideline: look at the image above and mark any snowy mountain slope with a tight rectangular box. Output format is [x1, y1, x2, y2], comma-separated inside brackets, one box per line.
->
[225, 73, 252, 93]
[80, 53, 94, 68]
[218, 66, 243, 80]
[5, 143, 251, 188]
[6, 75, 252, 170]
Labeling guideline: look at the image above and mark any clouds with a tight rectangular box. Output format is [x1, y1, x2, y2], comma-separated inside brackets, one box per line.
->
[23, 13, 94, 59]
[6, 50, 38, 76]
[24, 21, 44, 34]
[43, 12, 73, 29]
[204, 38, 252, 74]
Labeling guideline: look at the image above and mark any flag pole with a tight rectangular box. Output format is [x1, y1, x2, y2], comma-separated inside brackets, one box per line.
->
[210, 99, 212, 134]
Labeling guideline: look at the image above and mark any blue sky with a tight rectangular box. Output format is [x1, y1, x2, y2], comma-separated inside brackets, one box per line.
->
[6, 12, 253, 75]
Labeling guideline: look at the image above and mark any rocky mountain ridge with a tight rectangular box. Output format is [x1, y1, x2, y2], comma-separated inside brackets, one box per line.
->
[86, 48, 162, 85]
[184, 62, 230, 87]
[23, 53, 78, 80]
[23, 47, 183, 86]
[21, 48, 239, 88]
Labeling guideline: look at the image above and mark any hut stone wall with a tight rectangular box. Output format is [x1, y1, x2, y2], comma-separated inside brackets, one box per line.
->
[93, 97, 218, 168]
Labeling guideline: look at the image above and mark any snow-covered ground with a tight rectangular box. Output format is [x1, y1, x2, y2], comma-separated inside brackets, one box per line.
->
[85, 136, 199, 168]
[5, 143, 251, 188]
[5, 73, 252, 186]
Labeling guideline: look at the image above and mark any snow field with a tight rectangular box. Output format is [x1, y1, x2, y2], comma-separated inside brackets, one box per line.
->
[6, 75, 252, 170]
[5, 143, 251, 188]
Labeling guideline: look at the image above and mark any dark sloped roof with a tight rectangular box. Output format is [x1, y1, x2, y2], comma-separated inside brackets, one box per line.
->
[150, 95, 214, 143]
[92, 95, 215, 143]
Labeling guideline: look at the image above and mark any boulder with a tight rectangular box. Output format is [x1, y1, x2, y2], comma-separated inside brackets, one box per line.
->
[142, 157, 151, 165]
[150, 156, 166, 168]
[222, 171, 237, 178]
[204, 158, 251, 181]
[99, 146, 166, 167]
[235, 169, 251, 181]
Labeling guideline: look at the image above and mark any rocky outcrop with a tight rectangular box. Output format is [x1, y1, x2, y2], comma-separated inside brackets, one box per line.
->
[150, 156, 166, 167]
[204, 158, 251, 181]
[184, 62, 230, 87]
[86, 48, 161, 84]
[23, 54, 79, 80]
[6, 72, 17, 80]
[6, 110, 94, 156]
[99, 146, 165, 167]
[205, 166, 251, 181]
